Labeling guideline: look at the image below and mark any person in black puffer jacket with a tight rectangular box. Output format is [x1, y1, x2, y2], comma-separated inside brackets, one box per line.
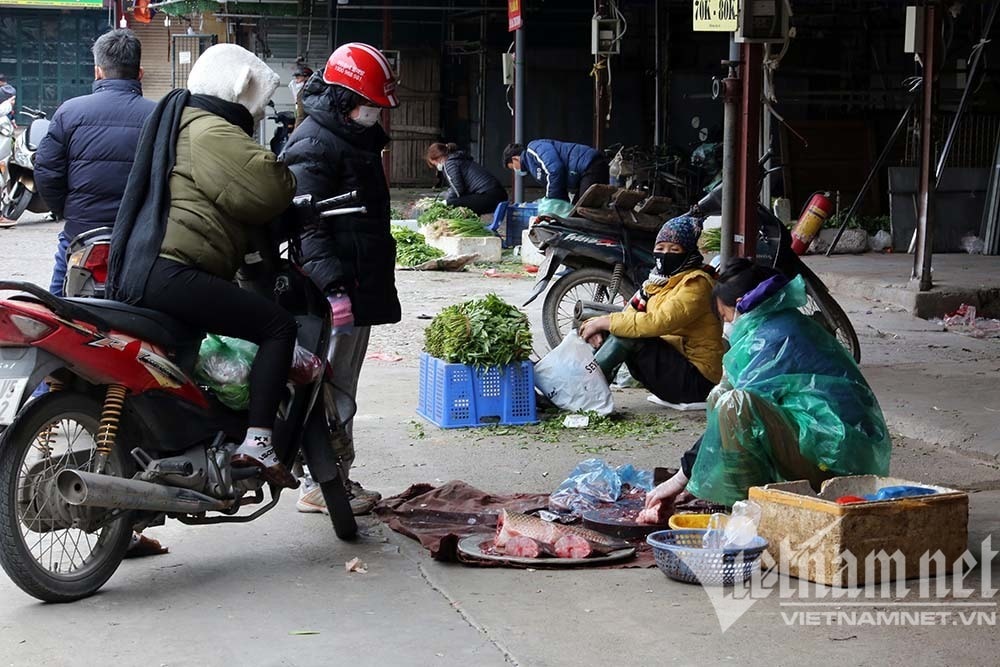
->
[281, 43, 402, 516]
[425, 142, 508, 215]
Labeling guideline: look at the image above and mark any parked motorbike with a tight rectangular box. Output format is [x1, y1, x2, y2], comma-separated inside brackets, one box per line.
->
[526, 208, 655, 349]
[1, 106, 49, 221]
[0, 192, 363, 603]
[267, 100, 296, 157]
[527, 156, 861, 363]
[63, 227, 112, 298]
[0, 99, 14, 196]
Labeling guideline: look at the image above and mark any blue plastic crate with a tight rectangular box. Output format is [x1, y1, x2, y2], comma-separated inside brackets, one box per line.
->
[505, 203, 538, 248]
[417, 353, 537, 428]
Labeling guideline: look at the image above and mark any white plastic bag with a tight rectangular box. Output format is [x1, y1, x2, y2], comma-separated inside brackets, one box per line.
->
[534, 332, 614, 415]
[870, 230, 892, 252]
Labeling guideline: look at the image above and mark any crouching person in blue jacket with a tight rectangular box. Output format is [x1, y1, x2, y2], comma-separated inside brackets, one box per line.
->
[503, 139, 609, 204]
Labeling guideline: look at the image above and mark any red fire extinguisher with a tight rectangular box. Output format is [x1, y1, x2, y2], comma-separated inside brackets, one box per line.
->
[790, 192, 834, 255]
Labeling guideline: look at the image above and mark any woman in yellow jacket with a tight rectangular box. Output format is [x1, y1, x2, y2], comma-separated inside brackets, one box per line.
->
[579, 216, 724, 404]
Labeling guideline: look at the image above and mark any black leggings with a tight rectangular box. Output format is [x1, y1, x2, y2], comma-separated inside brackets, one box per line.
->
[625, 338, 716, 405]
[448, 187, 509, 215]
[141, 258, 298, 426]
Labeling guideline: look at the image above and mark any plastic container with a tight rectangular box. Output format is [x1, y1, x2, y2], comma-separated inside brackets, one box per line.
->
[417, 353, 537, 428]
[505, 203, 538, 248]
[667, 513, 713, 530]
[646, 529, 768, 586]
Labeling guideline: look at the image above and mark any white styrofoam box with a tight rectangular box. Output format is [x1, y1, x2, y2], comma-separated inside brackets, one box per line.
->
[520, 228, 545, 266]
[427, 235, 502, 262]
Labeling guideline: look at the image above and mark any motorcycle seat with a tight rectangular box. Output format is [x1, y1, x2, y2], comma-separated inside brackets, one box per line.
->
[542, 214, 658, 241]
[62, 298, 201, 348]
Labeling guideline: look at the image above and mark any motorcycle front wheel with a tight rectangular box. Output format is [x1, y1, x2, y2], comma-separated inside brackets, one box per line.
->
[0, 392, 134, 603]
[541, 266, 634, 350]
[797, 264, 862, 363]
[1, 180, 32, 221]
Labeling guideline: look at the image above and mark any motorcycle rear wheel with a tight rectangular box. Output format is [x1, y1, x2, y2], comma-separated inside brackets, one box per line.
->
[541, 266, 634, 350]
[0, 392, 134, 602]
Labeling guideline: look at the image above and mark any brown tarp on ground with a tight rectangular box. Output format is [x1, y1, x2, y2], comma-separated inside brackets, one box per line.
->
[373, 480, 658, 568]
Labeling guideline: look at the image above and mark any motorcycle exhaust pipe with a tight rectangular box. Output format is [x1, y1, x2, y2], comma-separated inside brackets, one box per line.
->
[57, 469, 228, 514]
[574, 300, 622, 328]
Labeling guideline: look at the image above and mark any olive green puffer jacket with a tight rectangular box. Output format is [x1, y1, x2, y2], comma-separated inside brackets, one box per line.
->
[159, 107, 296, 278]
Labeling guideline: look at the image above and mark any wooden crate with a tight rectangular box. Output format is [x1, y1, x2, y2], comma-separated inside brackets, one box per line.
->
[748, 476, 968, 587]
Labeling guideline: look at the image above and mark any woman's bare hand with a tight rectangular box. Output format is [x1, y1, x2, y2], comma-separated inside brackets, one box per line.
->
[578, 315, 610, 345]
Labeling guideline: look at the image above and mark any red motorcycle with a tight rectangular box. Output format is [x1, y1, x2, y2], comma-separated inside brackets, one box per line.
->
[0, 194, 361, 602]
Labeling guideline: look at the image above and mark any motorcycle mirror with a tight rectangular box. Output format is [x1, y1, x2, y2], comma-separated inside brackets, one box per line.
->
[267, 100, 276, 109]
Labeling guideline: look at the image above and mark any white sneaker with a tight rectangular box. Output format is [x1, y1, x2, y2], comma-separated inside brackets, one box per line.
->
[296, 484, 328, 514]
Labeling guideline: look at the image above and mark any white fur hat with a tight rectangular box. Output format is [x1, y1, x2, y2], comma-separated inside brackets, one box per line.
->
[187, 44, 279, 121]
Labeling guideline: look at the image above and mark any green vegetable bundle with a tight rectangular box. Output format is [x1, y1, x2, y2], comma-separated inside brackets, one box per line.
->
[699, 227, 721, 253]
[424, 294, 533, 368]
[392, 225, 445, 267]
[417, 201, 490, 237]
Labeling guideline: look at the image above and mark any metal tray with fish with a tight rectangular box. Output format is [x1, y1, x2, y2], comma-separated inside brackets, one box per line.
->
[457, 535, 636, 567]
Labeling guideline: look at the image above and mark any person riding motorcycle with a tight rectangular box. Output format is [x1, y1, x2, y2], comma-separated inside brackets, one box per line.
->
[106, 44, 299, 488]
[280, 42, 401, 514]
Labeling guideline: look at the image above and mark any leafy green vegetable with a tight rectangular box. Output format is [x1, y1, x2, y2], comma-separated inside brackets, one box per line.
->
[699, 227, 721, 252]
[823, 213, 890, 235]
[391, 225, 445, 267]
[417, 202, 490, 237]
[424, 294, 532, 368]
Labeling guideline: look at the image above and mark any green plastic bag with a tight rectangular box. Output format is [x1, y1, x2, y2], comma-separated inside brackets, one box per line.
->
[535, 197, 574, 218]
[195, 334, 259, 411]
[686, 276, 890, 506]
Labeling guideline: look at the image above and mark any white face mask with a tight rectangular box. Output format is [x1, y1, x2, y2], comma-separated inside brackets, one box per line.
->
[353, 105, 381, 127]
[436, 162, 445, 172]
[722, 312, 739, 341]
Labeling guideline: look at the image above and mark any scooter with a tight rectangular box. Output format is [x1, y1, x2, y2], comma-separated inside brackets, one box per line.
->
[0, 192, 363, 603]
[1, 106, 49, 222]
[527, 157, 861, 362]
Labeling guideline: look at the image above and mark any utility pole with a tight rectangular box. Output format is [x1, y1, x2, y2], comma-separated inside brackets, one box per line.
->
[913, 3, 937, 290]
[513, 25, 525, 203]
[593, 0, 610, 148]
[719, 38, 740, 265]
[736, 41, 763, 259]
[381, 2, 392, 185]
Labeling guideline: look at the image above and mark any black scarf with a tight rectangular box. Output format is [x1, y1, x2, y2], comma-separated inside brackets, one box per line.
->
[629, 251, 708, 312]
[107, 91, 255, 304]
[189, 94, 254, 136]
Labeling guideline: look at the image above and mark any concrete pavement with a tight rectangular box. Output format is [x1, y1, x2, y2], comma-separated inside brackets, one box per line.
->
[2, 216, 1000, 666]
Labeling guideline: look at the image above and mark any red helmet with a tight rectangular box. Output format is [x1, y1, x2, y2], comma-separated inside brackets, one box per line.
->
[322, 42, 399, 108]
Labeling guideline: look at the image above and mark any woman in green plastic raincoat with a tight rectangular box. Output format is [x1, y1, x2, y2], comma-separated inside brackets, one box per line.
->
[638, 259, 891, 524]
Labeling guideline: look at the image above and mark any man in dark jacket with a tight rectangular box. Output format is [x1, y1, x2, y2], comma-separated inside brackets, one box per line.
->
[281, 43, 402, 516]
[34, 29, 155, 296]
[503, 139, 609, 204]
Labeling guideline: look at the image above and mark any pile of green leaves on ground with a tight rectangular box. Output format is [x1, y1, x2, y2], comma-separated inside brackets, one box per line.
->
[424, 294, 532, 368]
[392, 225, 445, 267]
[823, 213, 890, 235]
[418, 201, 491, 238]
